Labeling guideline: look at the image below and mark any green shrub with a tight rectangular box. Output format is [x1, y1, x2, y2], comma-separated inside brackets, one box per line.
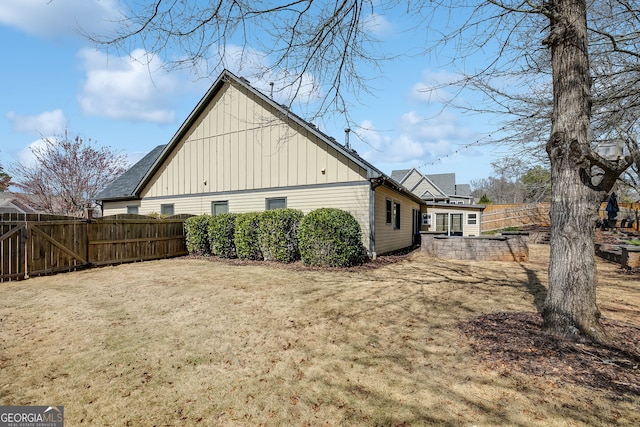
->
[184, 215, 212, 255]
[298, 208, 367, 267]
[208, 213, 237, 258]
[234, 212, 263, 260]
[258, 209, 304, 263]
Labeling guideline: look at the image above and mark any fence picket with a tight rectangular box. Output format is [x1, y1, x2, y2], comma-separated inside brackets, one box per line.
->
[0, 214, 190, 282]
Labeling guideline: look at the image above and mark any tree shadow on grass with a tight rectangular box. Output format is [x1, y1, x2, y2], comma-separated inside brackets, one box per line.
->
[519, 264, 547, 313]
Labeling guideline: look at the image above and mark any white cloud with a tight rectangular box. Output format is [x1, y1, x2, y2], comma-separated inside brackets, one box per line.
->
[355, 110, 475, 166]
[411, 69, 466, 104]
[5, 109, 67, 136]
[214, 44, 322, 106]
[362, 13, 393, 34]
[16, 138, 47, 167]
[0, 0, 122, 38]
[77, 48, 181, 123]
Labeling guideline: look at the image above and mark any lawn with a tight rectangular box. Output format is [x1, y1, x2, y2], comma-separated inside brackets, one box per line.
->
[0, 244, 638, 426]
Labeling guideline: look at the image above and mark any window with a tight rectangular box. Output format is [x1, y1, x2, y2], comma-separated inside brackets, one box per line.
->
[212, 201, 229, 215]
[451, 214, 463, 235]
[386, 199, 392, 224]
[160, 204, 174, 216]
[468, 213, 477, 225]
[435, 213, 449, 234]
[266, 197, 286, 210]
[126, 205, 139, 215]
[393, 201, 401, 229]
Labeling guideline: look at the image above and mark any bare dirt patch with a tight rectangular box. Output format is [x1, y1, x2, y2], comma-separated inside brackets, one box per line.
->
[1, 244, 639, 426]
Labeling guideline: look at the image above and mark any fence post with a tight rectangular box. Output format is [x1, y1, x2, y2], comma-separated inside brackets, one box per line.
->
[20, 220, 28, 279]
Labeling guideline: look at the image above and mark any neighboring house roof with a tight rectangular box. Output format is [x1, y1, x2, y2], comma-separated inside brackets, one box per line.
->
[455, 184, 472, 198]
[392, 168, 473, 203]
[392, 168, 448, 199]
[96, 144, 166, 201]
[390, 169, 411, 183]
[425, 173, 456, 196]
[0, 193, 41, 214]
[98, 69, 423, 205]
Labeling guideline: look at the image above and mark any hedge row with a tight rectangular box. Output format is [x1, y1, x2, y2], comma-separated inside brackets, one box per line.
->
[184, 208, 367, 267]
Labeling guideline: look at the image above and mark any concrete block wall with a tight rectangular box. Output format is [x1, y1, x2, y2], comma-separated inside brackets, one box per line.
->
[420, 232, 529, 262]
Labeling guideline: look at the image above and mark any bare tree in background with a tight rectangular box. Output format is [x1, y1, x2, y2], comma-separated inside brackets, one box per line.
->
[0, 160, 10, 192]
[471, 159, 551, 203]
[92, 0, 640, 342]
[11, 132, 128, 217]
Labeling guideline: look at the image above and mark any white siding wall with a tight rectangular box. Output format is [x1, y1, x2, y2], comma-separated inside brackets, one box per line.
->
[426, 206, 483, 236]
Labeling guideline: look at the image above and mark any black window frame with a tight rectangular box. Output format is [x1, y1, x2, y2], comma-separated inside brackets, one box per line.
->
[393, 201, 401, 229]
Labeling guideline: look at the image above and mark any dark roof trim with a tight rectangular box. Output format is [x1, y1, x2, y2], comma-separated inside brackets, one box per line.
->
[425, 202, 486, 210]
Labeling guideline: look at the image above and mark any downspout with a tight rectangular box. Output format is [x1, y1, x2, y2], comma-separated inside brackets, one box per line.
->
[369, 175, 385, 260]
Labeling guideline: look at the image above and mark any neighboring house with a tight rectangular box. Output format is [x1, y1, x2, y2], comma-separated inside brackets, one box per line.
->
[391, 168, 473, 204]
[97, 69, 425, 256]
[391, 168, 484, 236]
[422, 203, 484, 236]
[0, 193, 41, 214]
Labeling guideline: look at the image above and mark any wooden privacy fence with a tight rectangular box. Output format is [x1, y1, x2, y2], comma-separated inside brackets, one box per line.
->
[0, 213, 191, 282]
[482, 202, 640, 232]
[482, 203, 551, 232]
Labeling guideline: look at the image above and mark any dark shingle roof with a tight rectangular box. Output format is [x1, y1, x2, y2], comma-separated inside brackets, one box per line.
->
[455, 183, 472, 197]
[425, 173, 456, 196]
[96, 145, 166, 201]
[390, 169, 411, 183]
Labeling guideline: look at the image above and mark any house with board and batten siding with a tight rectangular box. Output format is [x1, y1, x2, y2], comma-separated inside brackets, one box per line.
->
[97, 69, 424, 257]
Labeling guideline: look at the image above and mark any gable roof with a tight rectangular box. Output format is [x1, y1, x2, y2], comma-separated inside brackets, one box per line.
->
[96, 144, 166, 201]
[0, 193, 41, 214]
[142, 70, 389, 196]
[98, 69, 423, 204]
[390, 169, 411, 183]
[391, 168, 448, 199]
[425, 173, 456, 196]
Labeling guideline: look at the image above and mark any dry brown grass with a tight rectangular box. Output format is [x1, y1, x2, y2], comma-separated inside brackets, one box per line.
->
[0, 244, 638, 426]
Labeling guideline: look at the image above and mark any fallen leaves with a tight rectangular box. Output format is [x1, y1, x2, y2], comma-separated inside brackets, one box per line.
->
[459, 312, 640, 396]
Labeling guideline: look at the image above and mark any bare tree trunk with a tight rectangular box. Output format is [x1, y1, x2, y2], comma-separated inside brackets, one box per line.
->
[542, 0, 607, 343]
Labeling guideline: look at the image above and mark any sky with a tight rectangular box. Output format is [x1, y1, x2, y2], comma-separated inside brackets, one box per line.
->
[0, 1, 510, 189]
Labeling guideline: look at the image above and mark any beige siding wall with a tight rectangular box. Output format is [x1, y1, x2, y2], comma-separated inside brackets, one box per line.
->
[103, 182, 373, 249]
[373, 186, 421, 255]
[101, 200, 140, 213]
[401, 170, 422, 190]
[141, 81, 367, 199]
[413, 179, 432, 197]
[426, 206, 483, 236]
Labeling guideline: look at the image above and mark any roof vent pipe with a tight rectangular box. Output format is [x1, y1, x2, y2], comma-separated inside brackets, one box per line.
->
[269, 82, 274, 99]
[345, 128, 351, 150]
